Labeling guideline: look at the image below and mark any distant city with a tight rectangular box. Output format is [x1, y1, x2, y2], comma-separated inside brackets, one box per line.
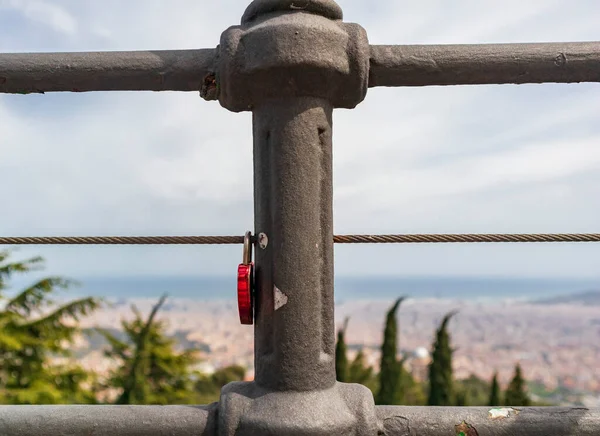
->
[61, 276, 600, 408]
[59, 274, 600, 301]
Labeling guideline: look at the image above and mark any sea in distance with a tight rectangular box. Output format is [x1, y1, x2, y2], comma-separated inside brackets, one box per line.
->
[58, 275, 600, 303]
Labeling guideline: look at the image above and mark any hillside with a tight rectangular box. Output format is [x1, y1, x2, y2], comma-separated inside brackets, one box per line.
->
[534, 290, 600, 305]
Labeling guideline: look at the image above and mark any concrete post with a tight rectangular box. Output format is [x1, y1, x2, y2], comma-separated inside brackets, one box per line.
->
[204, 0, 377, 434]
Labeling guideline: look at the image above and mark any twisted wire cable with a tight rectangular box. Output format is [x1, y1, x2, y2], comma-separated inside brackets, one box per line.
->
[1, 234, 599, 245]
[333, 233, 600, 244]
[0, 236, 244, 245]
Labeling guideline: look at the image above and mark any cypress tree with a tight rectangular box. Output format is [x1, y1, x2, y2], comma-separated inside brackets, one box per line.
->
[504, 363, 530, 406]
[489, 371, 501, 406]
[455, 388, 468, 406]
[455, 374, 490, 406]
[427, 311, 457, 406]
[396, 362, 427, 405]
[348, 349, 373, 385]
[347, 349, 378, 396]
[335, 317, 349, 382]
[376, 297, 406, 405]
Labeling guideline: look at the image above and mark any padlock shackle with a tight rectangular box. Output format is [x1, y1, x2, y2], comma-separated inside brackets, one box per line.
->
[243, 231, 253, 265]
[238, 230, 254, 325]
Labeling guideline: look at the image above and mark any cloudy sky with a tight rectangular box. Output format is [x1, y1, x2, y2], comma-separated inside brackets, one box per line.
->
[1, 0, 600, 280]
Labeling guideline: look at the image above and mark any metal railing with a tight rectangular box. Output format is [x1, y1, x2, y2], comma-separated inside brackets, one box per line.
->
[1, 0, 599, 435]
[0, 405, 598, 435]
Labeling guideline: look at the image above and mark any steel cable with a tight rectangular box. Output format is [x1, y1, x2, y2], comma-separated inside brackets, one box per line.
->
[1, 233, 600, 245]
[333, 233, 600, 244]
[0, 236, 244, 245]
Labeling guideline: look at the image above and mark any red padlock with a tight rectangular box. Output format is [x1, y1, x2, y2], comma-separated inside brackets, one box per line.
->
[237, 231, 254, 325]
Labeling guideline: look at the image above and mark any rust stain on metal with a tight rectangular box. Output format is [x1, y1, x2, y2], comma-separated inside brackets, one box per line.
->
[455, 421, 479, 436]
[200, 72, 218, 100]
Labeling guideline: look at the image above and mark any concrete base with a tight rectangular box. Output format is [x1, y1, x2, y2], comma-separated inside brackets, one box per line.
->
[218, 381, 378, 436]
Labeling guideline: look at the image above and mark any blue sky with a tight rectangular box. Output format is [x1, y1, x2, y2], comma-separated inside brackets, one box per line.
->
[1, 0, 600, 279]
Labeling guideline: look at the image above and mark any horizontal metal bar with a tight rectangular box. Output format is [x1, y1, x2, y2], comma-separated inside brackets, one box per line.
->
[0, 49, 217, 94]
[1, 42, 599, 94]
[0, 404, 217, 436]
[0, 405, 597, 435]
[376, 406, 600, 436]
[369, 42, 600, 87]
[1, 233, 600, 245]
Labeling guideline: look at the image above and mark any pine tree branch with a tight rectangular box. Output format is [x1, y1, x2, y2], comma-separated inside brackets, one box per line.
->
[5, 277, 74, 316]
[23, 297, 100, 333]
[0, 252, 45, 290]
[96, 328, 130, 360]
[117, 294, 168, 404]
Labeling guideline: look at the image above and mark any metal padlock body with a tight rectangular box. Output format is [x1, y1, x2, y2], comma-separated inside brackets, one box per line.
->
[237, 231, 254, 325]
[237, 262, 254, 325]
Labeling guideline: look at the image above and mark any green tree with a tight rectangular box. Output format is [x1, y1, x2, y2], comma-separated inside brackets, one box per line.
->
[210, 364, 245, 388]
[100, 294, 200, 405]
[489, 371, 501, 406]
[454, 374, 491, 406]
[348, 348, 380, 398]
[0, 250, 100, 404]
[335, 317, 349, 382]
[396, 365, 427, 405]
[348, 349, 373, 385]
[455, 387, 468, 406]
[335, 317, 378, 393]
[427, 311, 457, 406]
[376, 297, 406, 405]
[195, 365, 246, 404]
[504, 363, 530, 406]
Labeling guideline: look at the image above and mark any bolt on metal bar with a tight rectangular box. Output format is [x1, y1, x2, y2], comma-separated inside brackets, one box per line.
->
[0, 49, 217, 94]
[1, 42, 600, 94]
[0, 404, 217, 436]
[377, 406, 600, 436]
[369, 42, 600, 87]
[1, 233, 600, 245]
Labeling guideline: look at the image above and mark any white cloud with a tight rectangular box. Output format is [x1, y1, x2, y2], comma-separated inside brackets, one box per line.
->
[341, 136, 600, 208]
[1, 0, 77, 35]
[1, 0, 600, 278]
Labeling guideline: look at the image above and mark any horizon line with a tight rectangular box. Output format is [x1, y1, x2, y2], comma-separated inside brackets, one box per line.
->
[65, 273, 600, 282]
